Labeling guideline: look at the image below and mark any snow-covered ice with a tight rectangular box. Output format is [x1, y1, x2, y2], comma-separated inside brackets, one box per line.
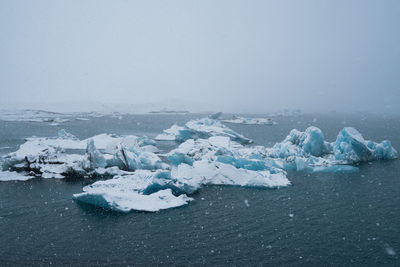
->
[73, 170, 193, 212]
[1, 130, 163, 179]
[155, 118, 252, 144]
[0, 171, 34, 181]
[333, 127, 398, 163]
[222, 116, 276, 125]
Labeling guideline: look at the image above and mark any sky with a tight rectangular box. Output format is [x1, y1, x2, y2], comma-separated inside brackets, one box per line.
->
[0, 0, 399, 114]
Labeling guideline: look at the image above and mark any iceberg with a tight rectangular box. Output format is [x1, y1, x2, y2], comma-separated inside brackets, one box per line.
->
[155, 118, 252, 144]
[264, 126, 397, 172]
[23, 130, 157, 151]
[171, 160, 290, 194]
[83, 139, 107, 169]
[267, 126, 331, 158]
[0, 109, 70, 122]
[333, 127, 398, 163]
[104, 142, 168, 171]
[73, 170, 193, 212]
[209, 112, 223, 119]
[2, 141, 86, 179]
[2, 130, 164, 180]
[222, 116, 277, 125]
[165, 136, 289, 193]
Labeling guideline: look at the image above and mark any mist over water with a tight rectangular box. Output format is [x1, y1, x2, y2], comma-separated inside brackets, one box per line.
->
[1, 0, 399, 114]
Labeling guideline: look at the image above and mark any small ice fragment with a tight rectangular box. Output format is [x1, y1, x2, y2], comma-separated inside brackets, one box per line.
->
[289, 213, 294, 218]
[244, 199, 250, 207]
[384, 243, 396, 256]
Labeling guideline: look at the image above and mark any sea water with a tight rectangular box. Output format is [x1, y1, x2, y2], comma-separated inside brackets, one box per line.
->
[0, 113, 399, 265]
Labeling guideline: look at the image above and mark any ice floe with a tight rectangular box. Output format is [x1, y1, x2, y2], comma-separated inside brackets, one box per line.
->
[73, 170, 193, 212]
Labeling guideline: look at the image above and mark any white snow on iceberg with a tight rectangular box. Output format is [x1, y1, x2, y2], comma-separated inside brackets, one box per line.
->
[1, 130, 163, 180]
[222, 116, 276, 125]
[0, 171, 35, 181]
[155, 118, 252, 144]
[171, 160, 290, 194]
[333, 127, 398, 163]
[73, 170, 193, 212]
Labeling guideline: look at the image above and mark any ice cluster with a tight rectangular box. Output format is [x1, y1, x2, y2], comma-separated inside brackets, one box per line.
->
[1, 119, 397, 212]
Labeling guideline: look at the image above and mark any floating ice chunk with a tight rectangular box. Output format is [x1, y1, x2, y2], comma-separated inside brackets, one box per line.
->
[9, 140, 59, 163]
[333, 127, 398, 163]
[25, 130, 83, 150]
[301, 127, 331, 157]
[156, 118, 252, 144]
[268, 126, 330, 158]
[74, 188, 192, 212]
[384, 243, 397, 256]
[106, 143, 168, 171]
[140, 145, 160, 154]
[2, 130, 164, 179]
[76, 117, 90, 121]
[83, 139, 107, 169]
[216, 155, 282, 173]
[58, 129, 78, 140]
[103, 135, 156, 154]
[209, 112, 223, 119]
[167, 136, 289, 190]
[24, 131, 157, 152]
[222, 116, 276, 125]
[171, 160, 290, 193]
[265, 126, 397, 172]
[73, 170, 193, 212]
[0, 171, 34, 181]
[0, 109, 70, 122]
[167, 136, 243, 166]
[368, 140, 398, 160]
[91, 166, 132, 177]
[155, 124, 185, 141]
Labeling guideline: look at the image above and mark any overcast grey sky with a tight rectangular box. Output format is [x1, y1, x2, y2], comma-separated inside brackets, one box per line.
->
[1, 0, 399, 113]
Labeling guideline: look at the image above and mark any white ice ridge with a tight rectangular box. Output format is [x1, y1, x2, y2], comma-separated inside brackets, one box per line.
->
[155, 118, 252, 144]
[222, 116, 276, 125]
[1, 121, 398, 212]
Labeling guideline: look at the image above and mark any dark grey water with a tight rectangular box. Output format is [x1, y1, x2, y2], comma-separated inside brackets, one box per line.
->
[0, 113, 399, 266]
